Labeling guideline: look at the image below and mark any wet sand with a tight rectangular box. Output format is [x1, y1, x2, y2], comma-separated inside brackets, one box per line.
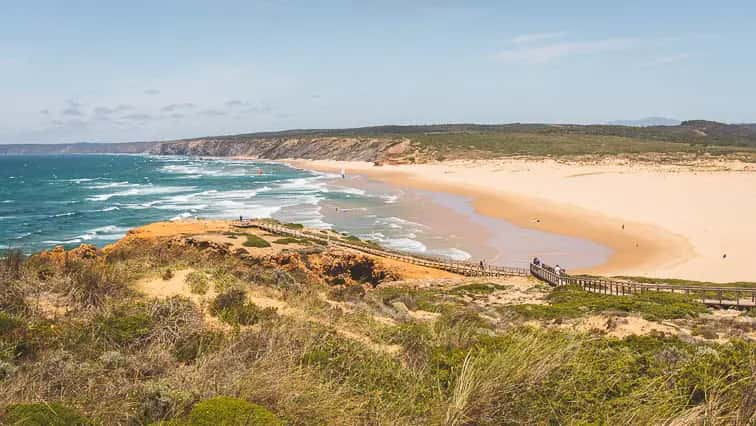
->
[287, 158, 756, 283]
[318, 174, 610, 268]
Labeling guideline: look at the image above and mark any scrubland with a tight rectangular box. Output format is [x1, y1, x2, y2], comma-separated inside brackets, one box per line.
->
[1, 224, 754, 425]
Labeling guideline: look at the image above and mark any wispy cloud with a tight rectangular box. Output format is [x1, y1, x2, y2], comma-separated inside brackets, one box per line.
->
[225, 99, 245, 107]
[199, 109, 227, 117]
[162, 103, 196, 112]
[61, 106, 84, 117]
[144, 88, 161, 95]
[512, 32, 566, 45]
[640, 53, 694, 68]
[495, 38, 637, 64]
[94, 104, 134, 115]
[122, 113, 154, 121]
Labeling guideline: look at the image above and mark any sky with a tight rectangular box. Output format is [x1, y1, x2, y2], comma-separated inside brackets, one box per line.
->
[2, 0, 755, 144]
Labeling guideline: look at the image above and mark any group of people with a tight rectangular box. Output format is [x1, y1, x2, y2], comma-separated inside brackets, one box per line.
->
[532, 257, 567, 276]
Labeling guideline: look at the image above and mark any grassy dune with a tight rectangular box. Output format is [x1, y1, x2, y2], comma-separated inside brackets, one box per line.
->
[1, 239, 754, 425]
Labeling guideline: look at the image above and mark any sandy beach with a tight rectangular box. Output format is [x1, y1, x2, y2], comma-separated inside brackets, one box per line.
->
[286, 158, 756, 283]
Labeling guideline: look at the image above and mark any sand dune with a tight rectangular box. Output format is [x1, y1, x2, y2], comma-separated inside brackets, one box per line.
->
[289, 158, 756, 283]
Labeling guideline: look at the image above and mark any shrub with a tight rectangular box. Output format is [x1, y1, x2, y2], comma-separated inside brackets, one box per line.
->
[242, 235, 271, 248]
[0, 311, 22, 336]
[98, 350, 127, 369]
[507, 285, 707, 321]
[1, 249, 24, 281]
[273, 237, 308, 245]
[94, 304, 153, 346]
[173, 330, 224, 363]
[132, 383, 194, 425]
[209, 290, 277, 326]
[328, 285, 365, 302]
[65, 261, 129, 308]
[450, 283, 509, 295]
[0, 359, 18, 379]
[283, 222, 304, 230]
[186, 272, 209, 295]
[3, 402, 91, 425]
[162, 268, 175, 280]
[181, 396, 282, 425]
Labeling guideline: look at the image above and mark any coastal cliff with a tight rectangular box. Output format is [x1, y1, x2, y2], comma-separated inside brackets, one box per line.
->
[153, 136, 415, 162]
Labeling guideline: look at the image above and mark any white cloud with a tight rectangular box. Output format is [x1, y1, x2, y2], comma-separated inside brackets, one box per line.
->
[495, 38, 637, 64]
[512, 32, 566, 45]
[639, 53, 694, 68]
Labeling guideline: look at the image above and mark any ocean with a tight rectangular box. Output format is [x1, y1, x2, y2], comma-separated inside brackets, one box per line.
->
[0, 154, 611, 268]
[0, 154, 474, 259]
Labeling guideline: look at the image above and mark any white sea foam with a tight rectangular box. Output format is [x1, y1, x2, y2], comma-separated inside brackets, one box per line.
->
[87, 181, 133, 189]
[429, 248, 471, 261]
[381, 238, 428, 253]
[170, 212, 193, 221]
[87, 185, 196, 201]
[61, 178, 99, 184]
[382, 194, 399, 204]
[50, 212, 77, 218]
[43, 239, 83, 245]
[2, 200, 14, 203]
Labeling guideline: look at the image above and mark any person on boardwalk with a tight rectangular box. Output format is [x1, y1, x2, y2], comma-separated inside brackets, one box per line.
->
[479, 260, 484, 270]
[532, 257, 540, 266]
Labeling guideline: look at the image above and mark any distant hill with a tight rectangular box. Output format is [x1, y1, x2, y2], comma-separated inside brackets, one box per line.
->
[607, 117, 681, 127]
[3, 121, 756, 160]
[0, 141, 158, 155]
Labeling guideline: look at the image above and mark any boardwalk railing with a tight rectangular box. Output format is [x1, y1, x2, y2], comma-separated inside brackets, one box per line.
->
[235, 220, 529, 278]
[531, 263, 756, 308]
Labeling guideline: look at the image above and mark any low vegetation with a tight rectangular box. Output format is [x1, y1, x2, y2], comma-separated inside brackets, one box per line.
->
[506, 285, 709, 321]
[242, 234, 271, 248]
[185, 271, 209, 295]
[273, 237, 310, 245]
[0, 241, 753, 425]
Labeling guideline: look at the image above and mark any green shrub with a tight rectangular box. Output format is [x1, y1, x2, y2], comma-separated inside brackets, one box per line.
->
[186, 272, 209, 295]
[283, 222, 304, 230]
[272, 237, 308, 245]
[242, 235, 271, 248]
[209, 290, 277, 326]
[94, 305, 153, 346]
[0, 312, 22, 336]
[185, 396, 282, 425]
[173, 330, 224, 363]
[327, 285, 365, 302]
[450, 283, 509, 295]
[3, 402, 91, 425]
[507, 285, 707, 321]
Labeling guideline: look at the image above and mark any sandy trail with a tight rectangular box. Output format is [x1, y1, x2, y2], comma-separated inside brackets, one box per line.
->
[287, 158, 756, 283]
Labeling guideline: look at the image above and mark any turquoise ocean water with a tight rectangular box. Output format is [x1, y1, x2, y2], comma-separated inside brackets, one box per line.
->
[0, 154, 610, 268]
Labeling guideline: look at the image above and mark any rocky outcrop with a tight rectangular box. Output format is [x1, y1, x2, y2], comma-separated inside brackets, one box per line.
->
[153, 137, 414, 162]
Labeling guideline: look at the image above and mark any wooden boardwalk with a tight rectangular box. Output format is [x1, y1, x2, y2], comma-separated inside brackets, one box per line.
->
[531, 263, 756, 308]
[235, 220, 755, 309]
[235, 220, 529, 278]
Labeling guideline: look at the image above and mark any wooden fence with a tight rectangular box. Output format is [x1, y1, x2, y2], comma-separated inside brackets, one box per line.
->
[234, 220, 755, 308]
[235, 220, 530, 278]
[531, 263, 756, 308]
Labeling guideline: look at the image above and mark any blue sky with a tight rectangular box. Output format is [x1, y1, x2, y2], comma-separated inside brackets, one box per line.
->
[2, 0, 755, 143]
